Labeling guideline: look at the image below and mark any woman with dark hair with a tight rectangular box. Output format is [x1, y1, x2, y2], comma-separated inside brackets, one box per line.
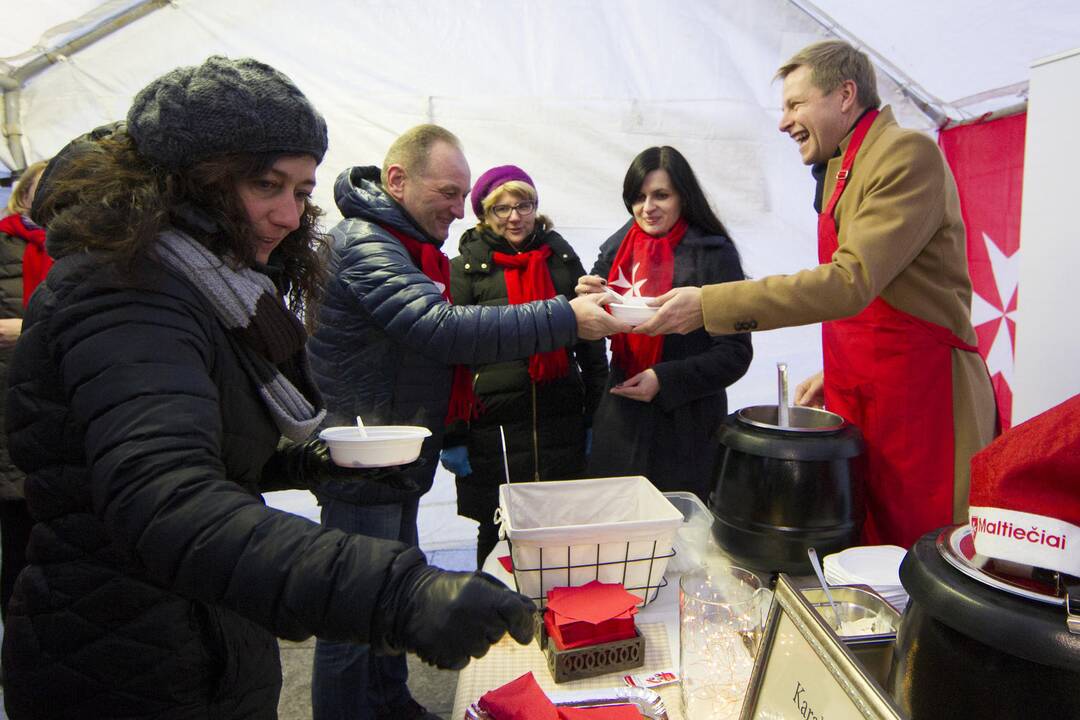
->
[446, 165, 609, 566]
[577, 146, 753, 501]
[2, 57, 534, 720]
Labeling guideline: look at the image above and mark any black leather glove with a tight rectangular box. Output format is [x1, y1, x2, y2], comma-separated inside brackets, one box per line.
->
[260, 439, 423, 493]
[386, 567, 536, 670]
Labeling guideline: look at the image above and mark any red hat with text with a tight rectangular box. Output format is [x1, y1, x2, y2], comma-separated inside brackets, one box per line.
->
[968, 393, 1080, 576]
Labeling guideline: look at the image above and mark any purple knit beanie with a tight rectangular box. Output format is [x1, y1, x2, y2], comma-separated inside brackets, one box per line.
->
[471, 165, 536, 219]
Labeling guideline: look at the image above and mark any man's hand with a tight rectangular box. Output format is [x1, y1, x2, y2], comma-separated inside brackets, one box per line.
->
[570, 292, 631, 340]
[633, 287, 704, 336]
[0, 318, 22, 349]
[794, 370, 825, 408]
[609, 369, 660, 403]
[575, 274, 606, 296]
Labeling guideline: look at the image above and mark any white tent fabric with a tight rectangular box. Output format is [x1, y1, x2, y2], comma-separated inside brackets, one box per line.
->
[3, 0, 1078, 413]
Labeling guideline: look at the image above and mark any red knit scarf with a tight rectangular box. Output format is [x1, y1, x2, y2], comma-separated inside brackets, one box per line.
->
[382, 224, 477, 425]
[607, 217, 688, 378]
[491, 244, 569, 383]
[0, 213, 52, 307]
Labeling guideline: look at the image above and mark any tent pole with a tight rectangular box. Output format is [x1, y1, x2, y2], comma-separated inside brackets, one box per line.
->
[786, 0, 958, 127]
[1, 0, 169, 169]
[12, 0, 170, 86]
[3, 89, 26, 171]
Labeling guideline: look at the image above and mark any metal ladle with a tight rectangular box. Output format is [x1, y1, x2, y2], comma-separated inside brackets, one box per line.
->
[777, 362, 790, 427]
[807, 546, 844, 631]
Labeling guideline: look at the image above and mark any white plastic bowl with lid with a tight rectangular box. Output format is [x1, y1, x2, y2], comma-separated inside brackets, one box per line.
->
[318, 425, 432, 468]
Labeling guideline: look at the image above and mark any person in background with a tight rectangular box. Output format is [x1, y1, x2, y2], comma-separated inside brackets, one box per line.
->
[445, 165, 609, 567]
[0, 159, 49, 621]
[2, 58, 535, 720]
[576, 146, 752, 502]
[307, 126, 626, 720]
[635, 40, 997, 549]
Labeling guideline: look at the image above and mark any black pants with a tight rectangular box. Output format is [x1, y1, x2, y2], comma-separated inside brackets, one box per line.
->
[0, 499, 32, 620]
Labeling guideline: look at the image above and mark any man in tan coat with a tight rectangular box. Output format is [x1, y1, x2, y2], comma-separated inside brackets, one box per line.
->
[630, 40, 997, 549]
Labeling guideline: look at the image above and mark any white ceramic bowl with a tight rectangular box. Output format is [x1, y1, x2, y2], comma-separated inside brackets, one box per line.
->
[318, 425, 432, 468]
[609, 296, 658, 326]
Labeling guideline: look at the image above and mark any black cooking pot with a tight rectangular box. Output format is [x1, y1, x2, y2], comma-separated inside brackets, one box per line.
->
[888, 529, 1080, 718]
[708, 405, 864, 574]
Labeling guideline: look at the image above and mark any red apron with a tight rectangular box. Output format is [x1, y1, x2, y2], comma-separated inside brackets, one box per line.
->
[819, 110, 979, 549]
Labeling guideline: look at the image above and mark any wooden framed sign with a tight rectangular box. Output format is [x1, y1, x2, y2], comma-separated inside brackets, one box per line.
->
[740, 574, 906, 720]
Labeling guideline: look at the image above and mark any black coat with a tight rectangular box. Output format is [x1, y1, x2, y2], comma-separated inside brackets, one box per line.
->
[3, 244, 423, 719]
[586, 222, 753, 501]
[0, 225, 27, 502]
[308, 167, 580, 506]
[449, 226, 608, 521]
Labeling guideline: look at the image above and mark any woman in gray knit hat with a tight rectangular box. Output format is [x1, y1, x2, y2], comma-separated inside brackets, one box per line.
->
[2, 56, 535, 720]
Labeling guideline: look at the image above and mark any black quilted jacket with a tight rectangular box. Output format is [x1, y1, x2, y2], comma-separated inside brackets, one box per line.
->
[307, 167, 579, 505]
[2, 240, 424, 719]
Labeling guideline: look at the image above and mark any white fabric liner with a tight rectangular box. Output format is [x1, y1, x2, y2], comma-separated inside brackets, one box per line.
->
[498, 476, 683, 604]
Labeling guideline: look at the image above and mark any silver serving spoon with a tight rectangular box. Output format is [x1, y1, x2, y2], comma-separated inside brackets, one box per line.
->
[807, 547, 843, 631]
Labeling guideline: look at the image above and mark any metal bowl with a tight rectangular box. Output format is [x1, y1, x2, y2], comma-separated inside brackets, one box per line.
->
[736, 405, 847, 433]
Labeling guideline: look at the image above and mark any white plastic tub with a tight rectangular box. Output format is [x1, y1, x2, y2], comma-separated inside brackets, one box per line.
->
[497, 476, 683, 606]
[318, 425, 431, 468]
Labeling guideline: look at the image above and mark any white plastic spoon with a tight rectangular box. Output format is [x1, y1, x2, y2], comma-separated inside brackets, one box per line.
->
[355, 415, 369, 439]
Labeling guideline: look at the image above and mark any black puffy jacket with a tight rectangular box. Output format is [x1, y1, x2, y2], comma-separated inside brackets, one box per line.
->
[587, 222, 753, 501]
[0, 224, 28, 502]
[2, 241, 425, 719]
[307, 167, 579, 505]
[449, 226, 608, 520]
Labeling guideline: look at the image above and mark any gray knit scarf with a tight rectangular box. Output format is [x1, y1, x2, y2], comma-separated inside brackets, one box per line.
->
[155, 229, 326, 441]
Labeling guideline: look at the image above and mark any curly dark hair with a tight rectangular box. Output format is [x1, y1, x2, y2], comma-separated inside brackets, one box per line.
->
[34, 127, 326, 326]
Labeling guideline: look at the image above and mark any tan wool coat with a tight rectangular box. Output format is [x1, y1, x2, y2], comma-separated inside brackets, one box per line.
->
[702, 106, 997, 521]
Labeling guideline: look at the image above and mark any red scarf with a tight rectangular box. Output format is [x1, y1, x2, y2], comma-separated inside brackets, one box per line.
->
[0, 213, 52, 307]
[607, 217, 688, 378]
[491, 244, 569, 383]
[382, 224, 478, 425]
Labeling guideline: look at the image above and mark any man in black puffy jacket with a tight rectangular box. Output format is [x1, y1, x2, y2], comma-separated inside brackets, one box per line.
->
[307, 124, 626, 720]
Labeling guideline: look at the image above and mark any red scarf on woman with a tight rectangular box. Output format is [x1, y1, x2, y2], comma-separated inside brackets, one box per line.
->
[383, 225, 478, 425]
[491, 244, 569, 383]
[0, 214, 52, 307]
[607, 217, 688, 378]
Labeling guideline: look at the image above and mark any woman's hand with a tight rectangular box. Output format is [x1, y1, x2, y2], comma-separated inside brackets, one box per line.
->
[609, 369, 660, 402]
[0, 318, 22, 349]
[794, 370, 825, 408]
[575, 274, 606, 296]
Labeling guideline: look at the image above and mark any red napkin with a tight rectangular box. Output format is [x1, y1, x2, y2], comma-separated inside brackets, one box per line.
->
[478, 673, 559, 720]
[544, 581, 639, 650]
[478, 672, 643, 720]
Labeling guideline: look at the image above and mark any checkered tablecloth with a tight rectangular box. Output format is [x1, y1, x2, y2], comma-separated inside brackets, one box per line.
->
[451, 621, 683, 719]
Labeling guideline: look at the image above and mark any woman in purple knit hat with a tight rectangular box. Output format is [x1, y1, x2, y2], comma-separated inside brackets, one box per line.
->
[444, 166, 609, 566]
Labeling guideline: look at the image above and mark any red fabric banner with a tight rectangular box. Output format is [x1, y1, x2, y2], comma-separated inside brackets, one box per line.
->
[939, 113, 1026, 431]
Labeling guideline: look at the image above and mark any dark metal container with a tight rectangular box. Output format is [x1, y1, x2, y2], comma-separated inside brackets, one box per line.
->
[888, 530, 1080, 718]
[708, 405, 865, 574]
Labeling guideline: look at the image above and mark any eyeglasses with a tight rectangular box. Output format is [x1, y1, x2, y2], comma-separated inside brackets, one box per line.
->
[489, 201, 536, 219]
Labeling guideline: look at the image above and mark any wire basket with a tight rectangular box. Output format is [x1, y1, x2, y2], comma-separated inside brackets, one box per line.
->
[497, 476, 683, 607]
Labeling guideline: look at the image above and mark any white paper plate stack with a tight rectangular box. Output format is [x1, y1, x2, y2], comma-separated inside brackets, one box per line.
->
[823, 545, 909, 613]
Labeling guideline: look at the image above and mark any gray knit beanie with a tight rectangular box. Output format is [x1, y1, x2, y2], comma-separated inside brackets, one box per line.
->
[127, 56, 328, 171]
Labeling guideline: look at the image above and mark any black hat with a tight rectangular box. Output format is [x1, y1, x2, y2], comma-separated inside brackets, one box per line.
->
[126, 56, 327, 171]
